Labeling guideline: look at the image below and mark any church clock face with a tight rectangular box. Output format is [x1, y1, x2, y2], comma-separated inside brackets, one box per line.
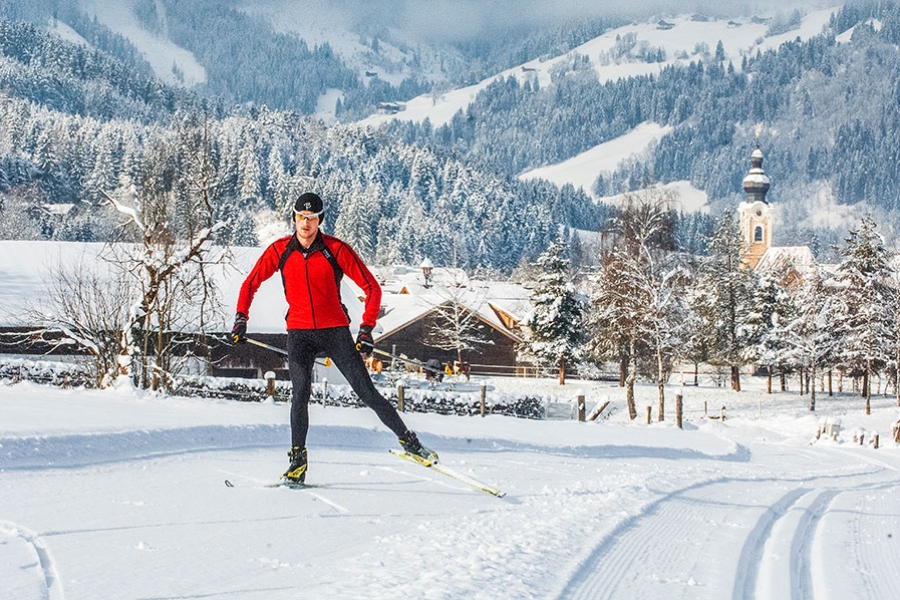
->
[755, 208, 763, 216]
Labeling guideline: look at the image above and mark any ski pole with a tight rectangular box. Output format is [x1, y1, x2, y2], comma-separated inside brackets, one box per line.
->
[243, 337, 333, 367]
[246, 337, 288, 355]
[362, 346, 439, 373]
[244, 338, 331, 367]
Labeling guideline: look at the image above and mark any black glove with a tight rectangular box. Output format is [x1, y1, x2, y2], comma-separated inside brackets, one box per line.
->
[355, 324, 374, 356]
[232, 312, 248, 344]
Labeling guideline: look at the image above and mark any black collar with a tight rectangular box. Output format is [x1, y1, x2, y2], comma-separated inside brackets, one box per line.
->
[298, 231, 326, 257]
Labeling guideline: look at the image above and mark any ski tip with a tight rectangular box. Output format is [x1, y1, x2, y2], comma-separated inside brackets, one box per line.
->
[224, 479, 234, 487]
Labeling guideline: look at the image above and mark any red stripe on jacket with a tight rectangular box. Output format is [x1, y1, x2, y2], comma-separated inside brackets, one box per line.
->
[236, 233, 382, 330]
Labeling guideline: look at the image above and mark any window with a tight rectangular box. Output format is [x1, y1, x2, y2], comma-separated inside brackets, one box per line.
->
[754, 226, 763, 242]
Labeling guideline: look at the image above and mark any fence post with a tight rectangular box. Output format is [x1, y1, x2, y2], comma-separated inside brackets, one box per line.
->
[721, 406, 726, 421]
[646, 406, 652, 424]
[397, 383, 405, 412]
[322, 377, 328, 408]
[480, 384, 486, 417]
[265, 371, 276, 402]
[577, 394, 585, 422]
[676, 393, 683, 429]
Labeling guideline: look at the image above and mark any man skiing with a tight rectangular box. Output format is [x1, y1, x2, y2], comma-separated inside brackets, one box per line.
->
[232, 192, 437, 483]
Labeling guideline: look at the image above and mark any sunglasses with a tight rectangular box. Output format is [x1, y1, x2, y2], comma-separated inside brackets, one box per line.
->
[294, 210, 323, 222]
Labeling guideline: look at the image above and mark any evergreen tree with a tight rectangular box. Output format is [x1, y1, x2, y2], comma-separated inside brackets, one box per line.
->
[519, 241, 584, 385]
[692, 211, 757, 391]
[779, 266, 838, 410]
[742, 268, 797, 394]
[333, 182, 380, 262]
[833, 217, 895, 414]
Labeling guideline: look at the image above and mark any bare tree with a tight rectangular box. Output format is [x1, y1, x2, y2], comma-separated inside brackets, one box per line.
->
[423, 269, 492, 369]
[100, 122, 229, 390]
[22, 254, 137, 388]
[586, 188, 681, 419]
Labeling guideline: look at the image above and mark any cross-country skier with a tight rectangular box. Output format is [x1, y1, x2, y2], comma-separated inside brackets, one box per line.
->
[232, 192, 437, 483]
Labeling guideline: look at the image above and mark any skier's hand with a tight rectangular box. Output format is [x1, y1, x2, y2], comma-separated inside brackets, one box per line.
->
[232, 312, 248, 344]
[355, 324, 374, 356]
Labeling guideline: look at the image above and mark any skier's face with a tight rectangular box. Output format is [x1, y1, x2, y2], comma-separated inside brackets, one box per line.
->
[294, 211, 320, 246]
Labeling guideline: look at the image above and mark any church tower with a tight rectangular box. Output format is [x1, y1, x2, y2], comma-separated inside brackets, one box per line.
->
[739, 141, 772, 269]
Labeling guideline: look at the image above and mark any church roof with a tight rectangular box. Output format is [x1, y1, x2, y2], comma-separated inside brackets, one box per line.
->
[754, 246, 815, 274]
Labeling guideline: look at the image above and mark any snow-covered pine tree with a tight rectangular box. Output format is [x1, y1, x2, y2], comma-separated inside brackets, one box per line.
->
[833, 217, 895, 414]
[692, 210, 757, 391]
[779, 265, 838, 410]
[333, 182, 380, 261]
[519, 240, 584, 386]
[741, 268, 797, 395]
[888, 270, 900, 407]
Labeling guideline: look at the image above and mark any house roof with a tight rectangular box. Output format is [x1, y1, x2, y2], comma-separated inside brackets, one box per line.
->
[0, 241, 302, 333]
[0, 242, 532, 340]
[373, 267, 530, 342]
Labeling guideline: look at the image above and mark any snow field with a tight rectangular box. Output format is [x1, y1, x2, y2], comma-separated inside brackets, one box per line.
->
[2, 376, 900, 599]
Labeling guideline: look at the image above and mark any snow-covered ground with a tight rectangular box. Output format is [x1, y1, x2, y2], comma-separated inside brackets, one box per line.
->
[2, 373, 899, 599]
[517, 122, 710, 209]
[76, 0, 207, 87]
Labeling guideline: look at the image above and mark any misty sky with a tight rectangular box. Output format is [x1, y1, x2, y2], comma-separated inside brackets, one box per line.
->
[321, 0, 838, 42]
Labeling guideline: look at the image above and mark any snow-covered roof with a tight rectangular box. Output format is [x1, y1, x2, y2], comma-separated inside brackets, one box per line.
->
[374, 270, 530, 341]
[41, 203, 76, 216]
[0, 242, 531, 340]
[754, 245, 816, 275]
[0, 241, 301, 332]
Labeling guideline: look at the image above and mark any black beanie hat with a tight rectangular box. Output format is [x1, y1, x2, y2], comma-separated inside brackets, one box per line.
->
[293, 192, 323, 215]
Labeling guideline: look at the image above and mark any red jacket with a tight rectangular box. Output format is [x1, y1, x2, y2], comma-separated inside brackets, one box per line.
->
[236, 232, 382, 330]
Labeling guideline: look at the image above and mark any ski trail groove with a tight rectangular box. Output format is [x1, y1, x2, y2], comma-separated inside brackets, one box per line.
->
[732, 487, 808, 600]
[559, 476, 786, 600]
[790, 489, 839, 600]
[0, 520, 65, 600]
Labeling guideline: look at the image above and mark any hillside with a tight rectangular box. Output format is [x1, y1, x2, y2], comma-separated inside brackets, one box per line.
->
[7, 0, 900, 267]
[366, 2, 900, 252]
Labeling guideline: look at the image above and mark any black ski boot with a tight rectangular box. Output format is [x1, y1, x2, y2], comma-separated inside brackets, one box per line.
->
[399, 431, 438, 464]
[282, 446, 308, 483]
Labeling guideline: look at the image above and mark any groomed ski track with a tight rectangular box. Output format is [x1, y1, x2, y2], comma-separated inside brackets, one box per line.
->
[3, 389, 900, 599]
[557, 445, 900, 600]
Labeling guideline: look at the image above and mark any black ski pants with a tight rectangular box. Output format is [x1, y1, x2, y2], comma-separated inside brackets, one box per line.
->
[286, 326, 408, 448]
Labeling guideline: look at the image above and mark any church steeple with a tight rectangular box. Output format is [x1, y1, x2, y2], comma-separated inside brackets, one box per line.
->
[742, 140, 771, 203]
[739, 137, 773, 269]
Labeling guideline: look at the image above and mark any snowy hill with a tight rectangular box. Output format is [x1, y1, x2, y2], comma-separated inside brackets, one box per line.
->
[360, 7, 840, 207]
[76, 0, 207, 87]
[40, 0, 842, 208]
[359, 7, 840, 130]
[2, 375, 899, 598]
[236, 0, 458, 88]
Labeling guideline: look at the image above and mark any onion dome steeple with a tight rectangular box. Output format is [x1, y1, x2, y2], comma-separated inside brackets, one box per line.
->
[742, 141, 771, 203]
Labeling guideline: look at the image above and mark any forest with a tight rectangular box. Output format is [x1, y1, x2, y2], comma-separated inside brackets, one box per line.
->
[1, 1, 900, 273]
